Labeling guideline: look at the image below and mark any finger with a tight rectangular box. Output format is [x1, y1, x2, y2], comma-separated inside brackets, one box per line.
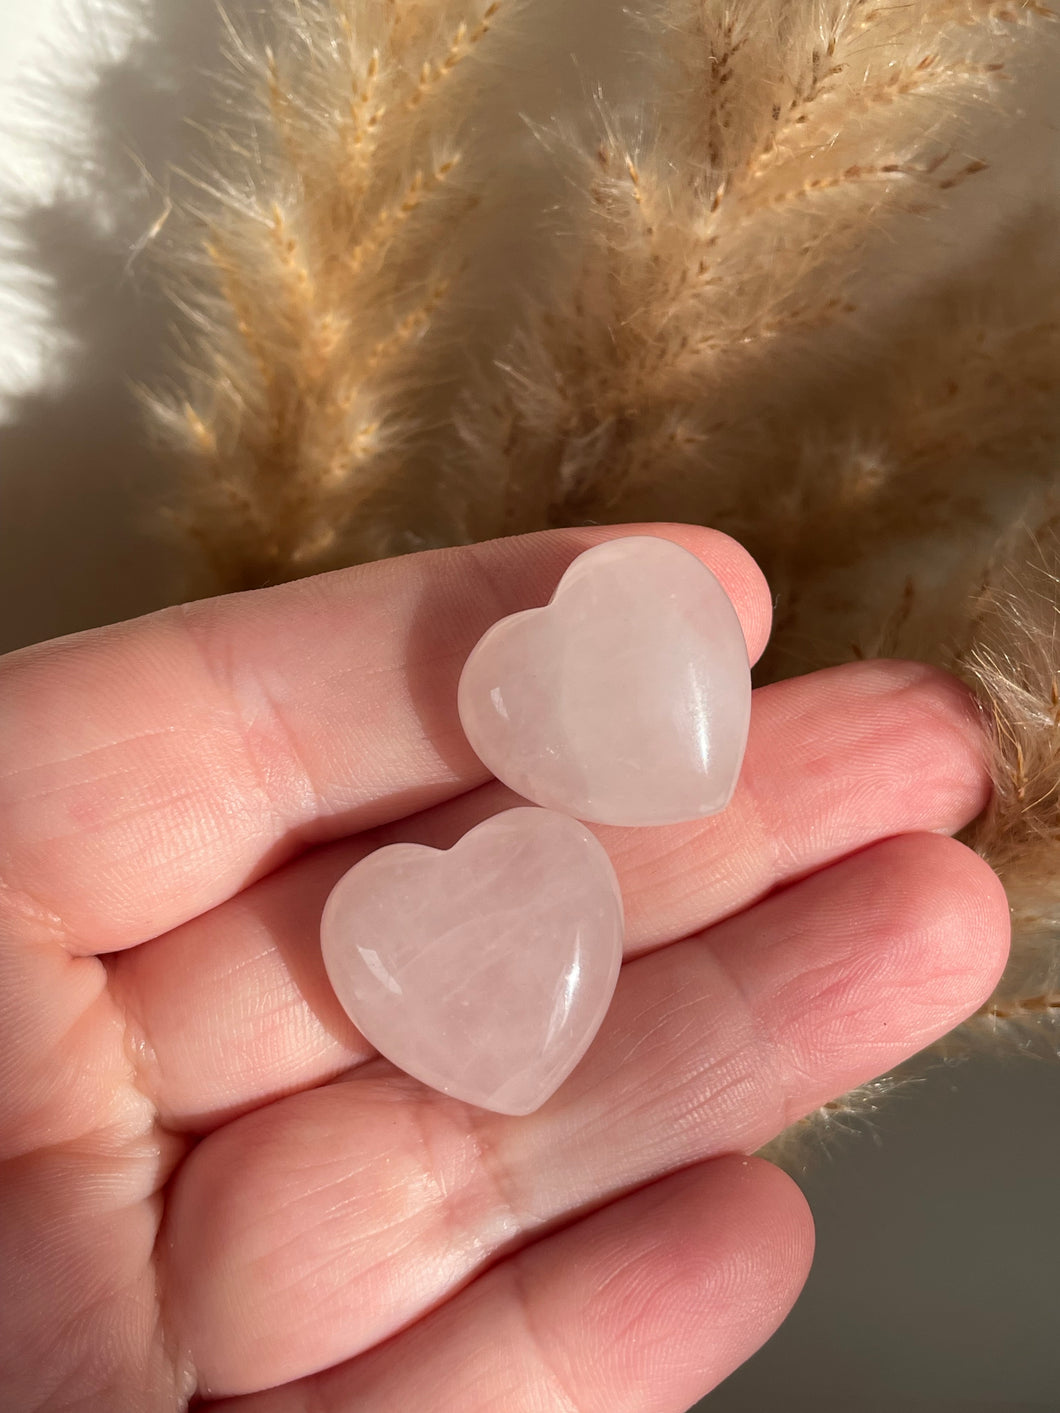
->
[0, 525, 767, 955]
[112, 659, 990, 1131]
[207, 1156, 813, 1413]
[165, 833, 1008, 1393]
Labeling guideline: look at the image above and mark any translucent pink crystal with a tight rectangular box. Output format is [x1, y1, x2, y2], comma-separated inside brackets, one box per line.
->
[458, 536, 752, 827]
[320, 808, 624, 1115]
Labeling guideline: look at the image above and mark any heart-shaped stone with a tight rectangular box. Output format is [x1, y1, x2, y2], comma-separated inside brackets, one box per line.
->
[320, 807, 624, 1115]
[458, 536, 752, 826]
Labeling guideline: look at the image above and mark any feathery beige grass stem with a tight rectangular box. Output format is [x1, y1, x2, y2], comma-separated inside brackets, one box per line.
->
[154, 0, 510, 591]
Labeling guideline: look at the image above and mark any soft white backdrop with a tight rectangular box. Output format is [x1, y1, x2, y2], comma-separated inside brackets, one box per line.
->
[1, 4, 1058, 1410]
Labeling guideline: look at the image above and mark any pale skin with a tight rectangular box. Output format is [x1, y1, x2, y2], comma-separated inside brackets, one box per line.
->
[0, 524, 1009, 1412]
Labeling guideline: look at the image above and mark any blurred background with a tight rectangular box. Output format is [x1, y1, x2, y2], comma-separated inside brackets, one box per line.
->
[1, 3, 1058, 1408]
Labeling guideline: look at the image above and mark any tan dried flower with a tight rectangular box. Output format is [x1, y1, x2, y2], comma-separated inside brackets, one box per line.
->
[154, 0, 510, 592]
[464, 0, 1057, 547]
[951, 527, 1060, 1053]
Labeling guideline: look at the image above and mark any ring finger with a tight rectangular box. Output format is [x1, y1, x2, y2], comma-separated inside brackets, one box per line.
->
[164, 830, 1009, 1396]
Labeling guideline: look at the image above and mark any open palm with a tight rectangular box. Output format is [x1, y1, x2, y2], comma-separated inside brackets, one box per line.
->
[1, 525, 1008, 1412]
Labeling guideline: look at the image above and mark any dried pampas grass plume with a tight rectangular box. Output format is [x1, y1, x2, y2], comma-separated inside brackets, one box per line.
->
[154, 0, 512, 591]
[462, 0, 1057, 540]
[955, 530, 1060, 1053]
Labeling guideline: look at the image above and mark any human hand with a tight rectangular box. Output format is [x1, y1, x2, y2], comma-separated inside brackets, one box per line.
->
[1, 525, 1008, 1412]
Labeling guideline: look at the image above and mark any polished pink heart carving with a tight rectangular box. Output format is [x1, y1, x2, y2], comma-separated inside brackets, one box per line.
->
[320, 808, 624, 1115]
[458, 536, 752, 826]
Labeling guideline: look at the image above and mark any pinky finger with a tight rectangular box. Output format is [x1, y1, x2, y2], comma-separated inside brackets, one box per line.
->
[210, 1155, 814, 1413]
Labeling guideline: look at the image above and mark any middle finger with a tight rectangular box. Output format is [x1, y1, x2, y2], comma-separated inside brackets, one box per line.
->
[112, 658, 989, 1130]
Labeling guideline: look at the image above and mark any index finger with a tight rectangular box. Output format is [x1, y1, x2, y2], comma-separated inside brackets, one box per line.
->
[0, 524, 771, 954]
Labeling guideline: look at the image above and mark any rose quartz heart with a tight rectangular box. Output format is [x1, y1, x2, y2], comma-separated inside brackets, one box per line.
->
[320, 808, 624, 1115]
[458, 536, 752, 826]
